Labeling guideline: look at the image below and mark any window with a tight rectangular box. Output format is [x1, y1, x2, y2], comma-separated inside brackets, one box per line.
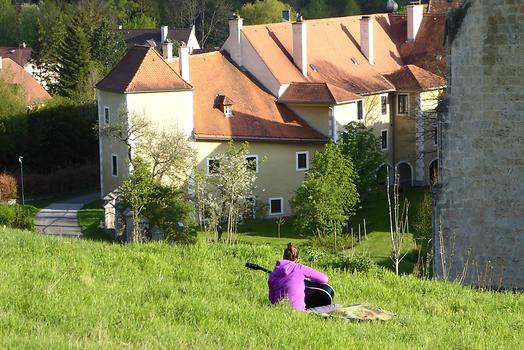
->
[357, 100, 363, 120]
[111, 154, 118, 176]
[207, 158, 220, 174]
[381, 96, 387, 115]
[104, 107, 110, 124]
[244, 155, 259, 173]
[434, 126, 438, 145]
[269, 197, 283, 216]
[397, 94, 408, 114]
[296, 151, 309, 171]
[224, 105, 232, 116]
[381, 130, 388, 150]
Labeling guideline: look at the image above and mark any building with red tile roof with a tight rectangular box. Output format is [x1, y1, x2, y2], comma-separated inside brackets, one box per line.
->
[0, 57, 51, 105]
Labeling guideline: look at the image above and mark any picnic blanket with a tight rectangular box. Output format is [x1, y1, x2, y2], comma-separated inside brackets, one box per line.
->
[308, 303, 394, 321]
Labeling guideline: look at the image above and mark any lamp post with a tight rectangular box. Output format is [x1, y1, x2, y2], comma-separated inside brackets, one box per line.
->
[18, 156, 24, 205]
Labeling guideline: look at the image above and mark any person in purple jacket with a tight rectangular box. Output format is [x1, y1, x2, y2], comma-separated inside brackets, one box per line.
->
[268, 243, 329, 311]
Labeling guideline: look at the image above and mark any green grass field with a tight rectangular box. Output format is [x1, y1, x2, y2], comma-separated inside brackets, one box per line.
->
[0, 228, 522, 349]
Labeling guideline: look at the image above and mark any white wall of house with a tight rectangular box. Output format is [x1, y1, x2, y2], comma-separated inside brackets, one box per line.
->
[195, 140, 325, 216]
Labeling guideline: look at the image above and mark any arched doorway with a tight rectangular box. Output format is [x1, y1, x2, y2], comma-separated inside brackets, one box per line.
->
[429, 159, 439, 185]
[396, 162, 412, 189]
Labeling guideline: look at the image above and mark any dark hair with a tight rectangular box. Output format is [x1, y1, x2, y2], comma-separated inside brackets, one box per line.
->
[283, 243, 299, 261]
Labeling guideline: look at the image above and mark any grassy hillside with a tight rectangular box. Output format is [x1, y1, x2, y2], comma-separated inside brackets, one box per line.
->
[0, 228, 522, 349]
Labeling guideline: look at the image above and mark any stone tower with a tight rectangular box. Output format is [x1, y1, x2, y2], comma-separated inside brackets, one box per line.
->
[434, 0, 523, 289]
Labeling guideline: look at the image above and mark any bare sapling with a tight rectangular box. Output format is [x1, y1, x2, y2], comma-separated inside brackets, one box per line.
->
[387, 172, 411, 275]
[276, 217, 285, 239]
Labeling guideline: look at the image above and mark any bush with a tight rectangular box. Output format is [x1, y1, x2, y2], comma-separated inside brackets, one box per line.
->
[310, 233, 358, 252]
[301, 247, 375, 273]
[0, 173, 17, 201]
[0, 204, 34, 230]
[412, 192, 432, 246]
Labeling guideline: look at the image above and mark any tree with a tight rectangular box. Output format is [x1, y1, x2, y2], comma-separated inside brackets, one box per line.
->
[19, 3, 41, 47]
[0, 0, 18, 46]
[55, 12, 92, 99]
[240, 0, 294, 25]
[291, 141, 359, 253]
[387, 172, 410, 275]
[91, 20, 127, 75]
[304, 0, 330, 20]
[123, 13, 157, 28]
[192, 141, 257, 244]
[338, 121, 385, 195]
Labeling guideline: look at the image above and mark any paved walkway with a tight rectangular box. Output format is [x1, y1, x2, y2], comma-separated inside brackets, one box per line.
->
[35, 193, 100, 238]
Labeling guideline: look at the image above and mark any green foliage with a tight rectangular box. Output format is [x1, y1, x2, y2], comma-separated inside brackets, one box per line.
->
[123, 13, 157, 28]
[240, 0, 294, 25]
[0, 0, 18, 46]
[412, 191, 433, 246]
[338, 122, 385, 194]
[56, 12, 93, 99]
[291, 141, 359, 239]
[19, 3, 41, 47]
[304, 0, 330, 19]
[91, 20, 127, 75]
[1, 229, 522, 349]
[0, 204, 34, 230]
[302, 247, 375, 273]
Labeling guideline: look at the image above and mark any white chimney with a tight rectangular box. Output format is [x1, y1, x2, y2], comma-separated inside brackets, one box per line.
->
[292, 17, 307, 76]
[162, 41, 173, 62]
[228, 14, 243, 66]
[360, 16, 374, 65]
[407, 3, 424, 42]
[179, 44, 190, 82]
[161, 25, 169, 43]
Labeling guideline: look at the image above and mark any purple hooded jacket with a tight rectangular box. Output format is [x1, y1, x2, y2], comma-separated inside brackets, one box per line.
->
[268, 260, 328, 311]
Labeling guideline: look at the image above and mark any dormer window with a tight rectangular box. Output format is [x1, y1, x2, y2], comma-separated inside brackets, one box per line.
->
[224, 104, 232, 116]
[215, 94, 234, 117]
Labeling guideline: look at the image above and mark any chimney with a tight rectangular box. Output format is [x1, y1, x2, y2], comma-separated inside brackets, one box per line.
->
[292, 16, 307, 76]
[407, 2, 424, 41]
[282, 9, 290, 22]
[179, 43, 190, 82]
[161, 25, 169, 43]
[228, 13, 243, 66]
[360, 16, 374, 64]
[162, 40, 173, 62]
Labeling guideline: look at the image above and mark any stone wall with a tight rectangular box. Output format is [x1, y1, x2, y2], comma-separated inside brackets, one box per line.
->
[433, 0, 524, 289]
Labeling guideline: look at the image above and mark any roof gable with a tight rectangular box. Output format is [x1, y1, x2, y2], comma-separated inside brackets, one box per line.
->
[0, 58, 51, 104]
[383, 64, 446, 90]
[96, 46, 192, 93]
[279, 82, 361, 105]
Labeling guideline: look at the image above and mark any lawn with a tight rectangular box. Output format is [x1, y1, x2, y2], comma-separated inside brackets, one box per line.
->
[0, 228, 522, 349]
[77, 200, 112, 242]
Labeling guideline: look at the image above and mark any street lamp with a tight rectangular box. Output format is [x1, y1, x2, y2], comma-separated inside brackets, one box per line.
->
[18, 156, 24, 205]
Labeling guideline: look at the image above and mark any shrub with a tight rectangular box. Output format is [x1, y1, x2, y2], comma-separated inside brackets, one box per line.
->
[0, 204, 34, 230]
[0, 173, 17, 201]
[413, 192, 432, 246]
[301, 247, 375, 273]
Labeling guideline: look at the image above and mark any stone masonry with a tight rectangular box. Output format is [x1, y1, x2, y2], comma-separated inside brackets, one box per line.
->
[433, 0, 524, 289]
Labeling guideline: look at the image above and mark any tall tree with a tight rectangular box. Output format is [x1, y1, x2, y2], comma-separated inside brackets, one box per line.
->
[240, 0, 294, 25]
[91, 20, 127, 75]
[338, 121, 385, 195]
[0, 0, 18, 46]
[55, 12, 92, 99]
[291, 141, 359, 252]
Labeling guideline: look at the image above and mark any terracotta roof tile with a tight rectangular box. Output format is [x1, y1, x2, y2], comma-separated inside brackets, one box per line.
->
[96, 46, 192, 93]
[170, 52, 327, 142]
[279, 82, 361, 104]
[383, 64, 445, 90]
[0, 58, 51, 104]
[428, 0, 463, 14]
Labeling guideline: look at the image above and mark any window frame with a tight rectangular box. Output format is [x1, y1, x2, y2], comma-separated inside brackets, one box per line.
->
[268, 197, 284, 216]
[296, 151, 309, 171]
[357, 100, 363, 120]
[244, 154, 259, 173]
[104, 106, 110, 124]
[381, 129, 388, 150]
[380, 95, 388, 115]
[397, 94, 409, 115]
[111, 154, 118, 177]
[207, 158, 220, 175]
